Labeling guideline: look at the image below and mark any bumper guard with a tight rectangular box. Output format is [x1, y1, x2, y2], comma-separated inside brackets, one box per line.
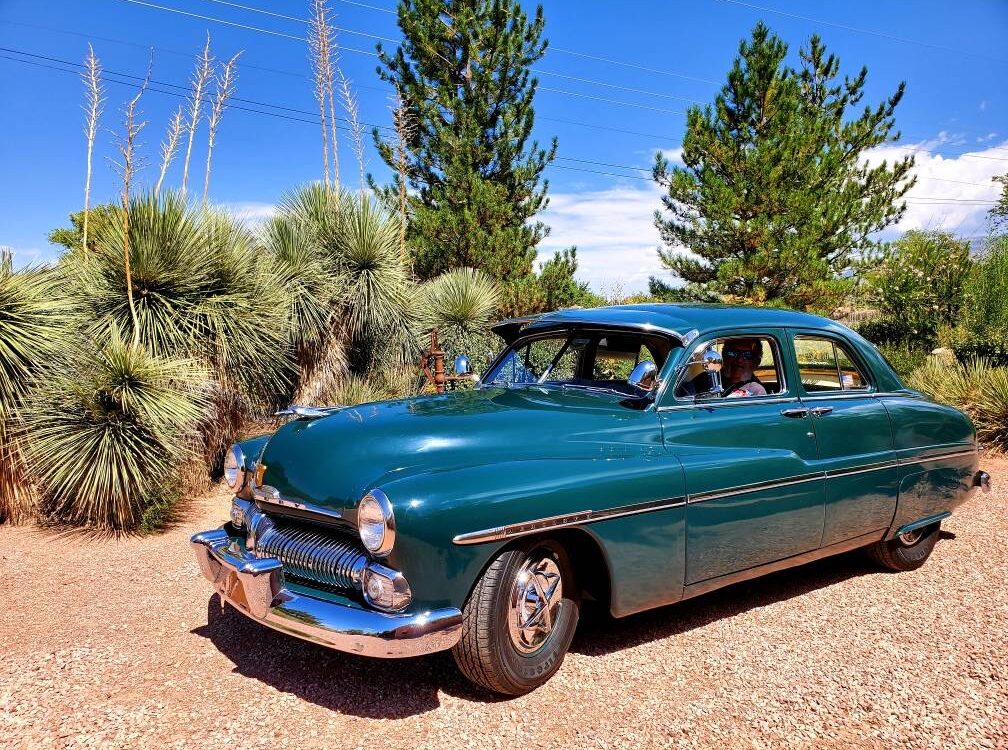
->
[191, 528, 462, 658]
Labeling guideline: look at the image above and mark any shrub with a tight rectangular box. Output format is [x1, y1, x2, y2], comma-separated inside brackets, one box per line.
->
[25, 331, 208, 531]
[951, 235, 1008, 365]
[860, 230, 971, 347]
[0, 254, 75, 524]
[906, 357, 1008, 451]
[876, 342, 929, 381]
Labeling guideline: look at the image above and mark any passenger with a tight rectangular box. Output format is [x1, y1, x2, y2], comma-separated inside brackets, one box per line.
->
[721, 338, 767, 398]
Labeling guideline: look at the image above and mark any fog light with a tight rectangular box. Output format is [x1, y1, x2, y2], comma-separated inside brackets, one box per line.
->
[362, 563, 412, 611]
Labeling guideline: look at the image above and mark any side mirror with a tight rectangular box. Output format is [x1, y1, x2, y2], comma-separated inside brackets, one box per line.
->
[453, 354, 473, 377]
[628, 360, 658, 391]
[697, 347, 723, 398]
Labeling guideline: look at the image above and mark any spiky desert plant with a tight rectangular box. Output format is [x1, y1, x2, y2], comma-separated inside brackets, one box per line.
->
[907, 357, 1008, 451]
[271, 185, 417, 397]
[261, 210, 346, 404]
[181, 35, 214, 195]
[323, 374, 394, 407]
[417, 267, 500, 374]
[203, 51, 241, 203]
[155, 105, 185, 195]
[68, 191, 296, 471]
[25, 329, 208, 531]
[81, 44, 104, 256]
[0, 251, 76, 524]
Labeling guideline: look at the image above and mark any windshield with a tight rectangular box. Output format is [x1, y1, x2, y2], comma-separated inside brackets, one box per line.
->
[483, 329, 676, 396]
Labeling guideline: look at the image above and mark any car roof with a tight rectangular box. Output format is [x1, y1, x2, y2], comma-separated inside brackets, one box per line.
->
[492, 303, 844, 343]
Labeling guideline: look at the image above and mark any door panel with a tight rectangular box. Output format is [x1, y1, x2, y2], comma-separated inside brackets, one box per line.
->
[661, 400, 825, 585]
[790, 331, 898, 545]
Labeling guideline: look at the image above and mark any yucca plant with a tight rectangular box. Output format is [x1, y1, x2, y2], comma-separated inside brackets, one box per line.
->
[417, 267, 501, 376]
[25, 330, 209, 531]
[907, 357, 1008, 451]
[0, 253, 76, 523]
[270, 185, 417, 403]
[67, 191, 295, 474]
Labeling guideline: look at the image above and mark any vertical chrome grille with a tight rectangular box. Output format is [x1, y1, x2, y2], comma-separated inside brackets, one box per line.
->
[254, 523, 368, 591]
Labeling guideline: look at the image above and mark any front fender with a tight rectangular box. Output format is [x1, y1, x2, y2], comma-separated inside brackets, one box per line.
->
[378, 453, 686, 614]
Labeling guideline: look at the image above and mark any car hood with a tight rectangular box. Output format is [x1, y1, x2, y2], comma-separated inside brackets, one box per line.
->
[258, 386, 647, 514]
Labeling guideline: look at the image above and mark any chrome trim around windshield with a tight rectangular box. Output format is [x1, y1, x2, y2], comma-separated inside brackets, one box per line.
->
[452, 496, 687, 546]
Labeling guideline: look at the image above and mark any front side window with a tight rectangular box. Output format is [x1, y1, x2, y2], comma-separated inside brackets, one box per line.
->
[794, 336, 869, 392]
[483, 329, 673, 395]
[674, 335, 784, 399]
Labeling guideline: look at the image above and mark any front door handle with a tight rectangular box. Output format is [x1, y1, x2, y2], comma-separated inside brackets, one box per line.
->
[809, 406, 833, 417]
[781, 407, 809, 418]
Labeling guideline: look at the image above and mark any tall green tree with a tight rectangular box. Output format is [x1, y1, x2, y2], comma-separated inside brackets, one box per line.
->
[373, 0, 556, 282]
[991, 173, 1008, 229]
[653, 23, 915, 312]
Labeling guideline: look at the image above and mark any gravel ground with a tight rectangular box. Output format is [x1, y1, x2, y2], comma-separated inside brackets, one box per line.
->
[1, 459, 1006, 750]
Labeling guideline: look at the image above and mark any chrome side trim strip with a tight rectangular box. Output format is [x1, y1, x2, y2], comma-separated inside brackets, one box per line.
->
[657, 396, 799, 412]
[899, 448, 977, 465]
[452, 496, 687, 546]
[687, 471, 825, 504]
[825, 460, 899, 478]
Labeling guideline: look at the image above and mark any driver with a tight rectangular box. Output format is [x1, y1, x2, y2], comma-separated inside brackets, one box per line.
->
[722, 338, 767, 398]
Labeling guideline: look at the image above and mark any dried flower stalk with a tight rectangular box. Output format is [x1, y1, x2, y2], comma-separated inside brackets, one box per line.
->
[310, 0, 338, 187]
[391, 87, 414, 264]
[203, 51, 241, 204]
[339, 70, 365, 195]
[181, 34, 213, 195]
[81, 44, 104, 255]
[155, 105, 185, 195]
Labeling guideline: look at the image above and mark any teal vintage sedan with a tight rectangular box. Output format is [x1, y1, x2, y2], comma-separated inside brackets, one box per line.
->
[192, 304, 990, 695]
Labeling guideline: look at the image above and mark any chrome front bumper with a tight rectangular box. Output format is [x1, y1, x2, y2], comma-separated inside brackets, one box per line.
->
[191, 528, 462, 658]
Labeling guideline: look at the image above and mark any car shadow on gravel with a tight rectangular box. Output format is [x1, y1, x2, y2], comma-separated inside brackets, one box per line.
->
[570, 546, 915, 658]
[191, 595, 482, 717]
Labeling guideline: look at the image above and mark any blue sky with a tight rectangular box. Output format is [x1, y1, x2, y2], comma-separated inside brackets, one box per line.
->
[2, 0, 1007, 291]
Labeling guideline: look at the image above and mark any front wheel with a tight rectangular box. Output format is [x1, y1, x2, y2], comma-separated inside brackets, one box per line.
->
[866, 522, 940, 571]
[452, 539, 579, 696]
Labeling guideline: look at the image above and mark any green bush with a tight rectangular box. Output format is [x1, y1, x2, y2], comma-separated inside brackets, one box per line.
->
[951, 235, 1008, 365]
[860, 230, 971, 347]
[906, 357, 1008, 451]
[876, 342, 929, 381]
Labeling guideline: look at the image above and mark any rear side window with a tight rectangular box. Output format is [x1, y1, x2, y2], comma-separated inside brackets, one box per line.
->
[794, 336, 869, 392]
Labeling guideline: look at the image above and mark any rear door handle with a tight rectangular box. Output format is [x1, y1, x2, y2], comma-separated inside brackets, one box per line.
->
[810, 406, 833, 417]
[781, 407, 809, 418]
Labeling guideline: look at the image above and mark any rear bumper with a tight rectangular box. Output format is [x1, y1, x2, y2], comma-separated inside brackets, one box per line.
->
[191, 528, 462, 658]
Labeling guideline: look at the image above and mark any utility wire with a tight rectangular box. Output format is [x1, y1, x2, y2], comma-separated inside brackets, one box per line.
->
[716, 0, 1007, 64]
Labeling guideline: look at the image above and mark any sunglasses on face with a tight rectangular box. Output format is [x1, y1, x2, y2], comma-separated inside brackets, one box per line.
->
[723, 349, 756, 361]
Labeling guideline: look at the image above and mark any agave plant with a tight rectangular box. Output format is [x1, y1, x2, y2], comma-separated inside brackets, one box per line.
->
[416, 267, 501, 376]
[67, 191, 296, 472]
[0, 254, 77, 523]
[25, 329, 209, 531]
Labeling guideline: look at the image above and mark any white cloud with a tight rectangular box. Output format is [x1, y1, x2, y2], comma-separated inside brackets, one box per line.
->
[865, 138, 1005, 237]
[219, 201, 277, 227]
[980, 99, 988, 112]
[1, 246, 58, 269]
[539, 182, 672, 294]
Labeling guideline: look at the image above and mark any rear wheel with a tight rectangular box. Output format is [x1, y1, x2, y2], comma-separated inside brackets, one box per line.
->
[866, 522, 940, 571]
[452, 539, 579, 696]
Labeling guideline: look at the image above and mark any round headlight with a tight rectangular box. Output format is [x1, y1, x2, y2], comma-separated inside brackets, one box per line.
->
[357, 489, 395, 556]
[223, 444, 246, 490]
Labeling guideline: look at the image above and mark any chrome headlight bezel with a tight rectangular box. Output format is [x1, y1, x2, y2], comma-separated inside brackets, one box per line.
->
[223, 444, 247, 491]
[357, 489, 395, 557]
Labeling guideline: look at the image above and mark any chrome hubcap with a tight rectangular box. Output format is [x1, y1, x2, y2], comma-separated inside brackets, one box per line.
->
[897, 528, 924, 546]
[508, 554, 563, 654]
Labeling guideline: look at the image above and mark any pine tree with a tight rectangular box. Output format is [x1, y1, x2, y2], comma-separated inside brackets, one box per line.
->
[373, 0, 556, 282]
[653, 23, 915, 312]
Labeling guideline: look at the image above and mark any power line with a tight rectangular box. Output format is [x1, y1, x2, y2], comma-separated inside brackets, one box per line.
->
[716, 0, 1007, 64]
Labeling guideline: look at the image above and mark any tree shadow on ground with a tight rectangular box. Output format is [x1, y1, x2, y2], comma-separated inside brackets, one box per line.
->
[190, 538, 954, 716]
